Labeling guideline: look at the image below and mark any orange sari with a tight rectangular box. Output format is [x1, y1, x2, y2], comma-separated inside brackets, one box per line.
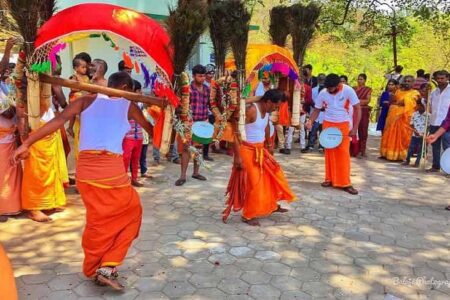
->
[0, 124, 21, 215]
[239, 142, 296, 220]
[0, 244, 18, 300]
[76, 151, 142, 277]
[380, 89, 420, 161]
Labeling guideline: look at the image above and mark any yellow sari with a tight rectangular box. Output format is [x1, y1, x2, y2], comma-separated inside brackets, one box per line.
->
[22, 119, 68, 211]
[380, 89, 420, 161]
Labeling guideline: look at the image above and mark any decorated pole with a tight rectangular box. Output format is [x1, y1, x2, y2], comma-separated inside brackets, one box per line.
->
[226, 0, 251, 142]
[165, 0, 210, 156]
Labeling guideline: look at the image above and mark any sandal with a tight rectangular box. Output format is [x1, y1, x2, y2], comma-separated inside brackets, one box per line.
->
[175, 179, 186, 186]
[321, 181, 332, 188]
[343, 186, 359, 195]
[96, 267, 124, 291]
[241, 217, 260, 226]
[192, 174, 207, 181]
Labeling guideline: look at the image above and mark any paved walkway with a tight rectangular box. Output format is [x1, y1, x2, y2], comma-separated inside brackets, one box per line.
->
[1, 137, 449, 300]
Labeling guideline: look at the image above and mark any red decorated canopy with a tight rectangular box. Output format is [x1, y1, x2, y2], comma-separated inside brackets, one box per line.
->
[35, 3, 173, 79]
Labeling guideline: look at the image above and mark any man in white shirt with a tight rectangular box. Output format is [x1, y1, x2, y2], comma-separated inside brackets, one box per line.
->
[428, 70, 450, 172]
[306, 74, 361, 195]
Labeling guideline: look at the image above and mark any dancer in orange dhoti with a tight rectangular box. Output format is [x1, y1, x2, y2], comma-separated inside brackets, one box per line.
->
[307, 74, 361, 195]
[0, 98, 22, 217]
[380, 76, 420, 161]
[0, 244, 18, 300]
[13, 72, 152, 290]
[223, 89, 296, 226]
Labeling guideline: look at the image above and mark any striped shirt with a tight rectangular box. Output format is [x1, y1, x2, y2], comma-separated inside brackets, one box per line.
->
[125, 119, 143, 140]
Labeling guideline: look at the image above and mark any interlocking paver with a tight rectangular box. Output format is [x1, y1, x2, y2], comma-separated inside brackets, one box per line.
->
[1, 137, 449, 299]
[241, 270, 272, 285]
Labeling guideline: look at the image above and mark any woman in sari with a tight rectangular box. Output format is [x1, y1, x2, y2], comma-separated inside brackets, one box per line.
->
[376, 79, 398, 133]
[380, 76, 421, 161]
[353, 74, 372, 157]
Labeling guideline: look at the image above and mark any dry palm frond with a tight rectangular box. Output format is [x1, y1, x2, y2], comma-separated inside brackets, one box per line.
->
[209, 0, 231, 77]
[290, 2, 321, 67]
[6, 0, 42, 56]
[225, 0, 250, 88]
[166, 0, 210, 85]
[38, 0, 57, 26]
[269, 5, 291, 47]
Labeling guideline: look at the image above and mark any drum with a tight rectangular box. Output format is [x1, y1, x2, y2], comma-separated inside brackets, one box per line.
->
[441, 148, 450, 174]
[319, 127, 344, 149]
[192, 121, 215, 145]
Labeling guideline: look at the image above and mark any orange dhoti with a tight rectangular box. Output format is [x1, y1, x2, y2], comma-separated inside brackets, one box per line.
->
[0, 244, 18, 300]
[0, 142, 22, 215]
[240, 142, 296, 220]
[22, 130, 68, 211]
[214, 122, 234, 143]
[76, 151, 142, 277]
[323, 121, 352, 188]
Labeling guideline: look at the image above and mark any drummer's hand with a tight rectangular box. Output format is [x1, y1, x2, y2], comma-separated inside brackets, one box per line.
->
[427, 134, 438, 144]
[349, 128, 358, 137]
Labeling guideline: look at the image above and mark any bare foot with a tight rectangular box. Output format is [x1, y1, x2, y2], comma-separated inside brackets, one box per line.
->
[131, 180, 144, 187]
[242, 218, 260, 226]
[96, 274, 124, 291]
[274, 205, 289, 213]
[28, 210, 52, 222]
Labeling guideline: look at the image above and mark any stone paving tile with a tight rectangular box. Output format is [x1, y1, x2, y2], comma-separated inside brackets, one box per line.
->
[1, 137, 450, 299]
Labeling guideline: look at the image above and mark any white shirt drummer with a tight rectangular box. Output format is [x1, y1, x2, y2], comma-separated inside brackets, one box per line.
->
[314, 84, 360, 128]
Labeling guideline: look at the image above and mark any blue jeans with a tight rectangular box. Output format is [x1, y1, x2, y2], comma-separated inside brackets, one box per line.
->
[152, 141, 180, 162]
[308, 122, 322, 148]
[140, 144, 148, 175]
[405, 136, 423, 166]
[429, 125, 449, 169]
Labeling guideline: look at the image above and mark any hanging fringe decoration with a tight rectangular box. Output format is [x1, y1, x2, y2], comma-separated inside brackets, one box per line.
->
[149, 72, 158, 91]
[102, 32, 117, 49]
[48, 43, 67, 71]
[141, 63, 151, 88]
[30, 61, 51, 74]
[122, 52, 133, 69]
[134, 61, 141, 74]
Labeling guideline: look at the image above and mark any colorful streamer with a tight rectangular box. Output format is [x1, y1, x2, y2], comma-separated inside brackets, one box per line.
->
[141, 63, 151, 88]
[48, 43, 67, 71]
[30, 61, 51, 74]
